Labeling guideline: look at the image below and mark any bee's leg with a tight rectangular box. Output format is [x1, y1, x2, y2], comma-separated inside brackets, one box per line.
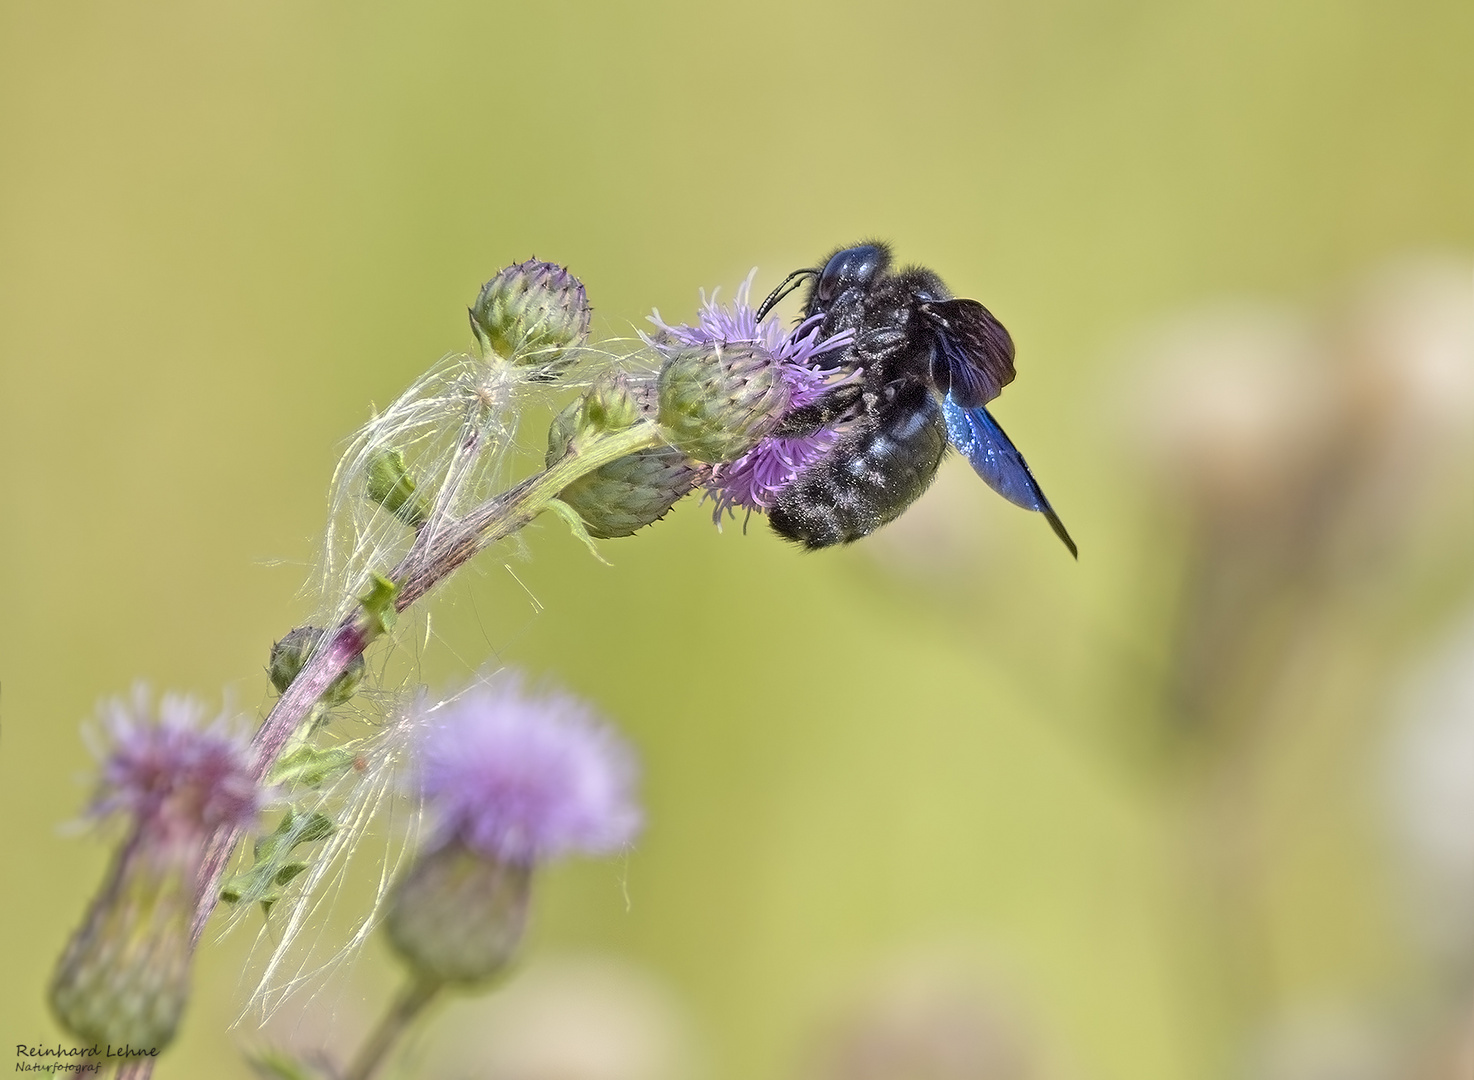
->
[769, 382, 864, 439]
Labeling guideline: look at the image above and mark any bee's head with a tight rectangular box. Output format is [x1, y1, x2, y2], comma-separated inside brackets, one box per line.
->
[813, 244, 890, 309]
[755, 242, 893, 324]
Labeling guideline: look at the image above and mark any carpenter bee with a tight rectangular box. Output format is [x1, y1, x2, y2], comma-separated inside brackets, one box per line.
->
[756, 241, 1076, 556]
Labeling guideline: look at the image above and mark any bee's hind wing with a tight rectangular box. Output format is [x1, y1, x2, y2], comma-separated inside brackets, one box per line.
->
[942, 393, 1077, 558]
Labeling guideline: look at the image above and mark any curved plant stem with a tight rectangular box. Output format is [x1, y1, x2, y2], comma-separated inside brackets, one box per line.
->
[96, 422, 672, 1080]
[342, 976, 444, 1080]
[191, 420, 663, 939]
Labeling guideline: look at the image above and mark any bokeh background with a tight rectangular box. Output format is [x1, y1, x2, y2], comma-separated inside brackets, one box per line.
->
[2, 2, 1472, 1078]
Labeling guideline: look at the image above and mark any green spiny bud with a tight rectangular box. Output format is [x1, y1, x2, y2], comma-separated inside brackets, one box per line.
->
[582, 372, 642, 433]
[556, 448, 703, 538]
[469, 260, 592, 375]
[657, 342, 789, 463]
[269, 627, 366, 709]
[384, 840, 530, 985]
[546, 373, 644, 465]
[365, 447, 428, 528]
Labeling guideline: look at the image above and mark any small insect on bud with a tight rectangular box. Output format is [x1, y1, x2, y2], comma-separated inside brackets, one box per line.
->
[469, 259, 592, 376]
[51, 691, 262, 1052]
[268, 627, 366, 709]
[365, 447, 429, 528]
[383, 674, 640, 986]
[657, 342, 790, 463]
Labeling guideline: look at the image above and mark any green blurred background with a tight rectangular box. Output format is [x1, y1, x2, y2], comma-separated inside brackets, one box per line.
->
[3, 2, 1472, 1078]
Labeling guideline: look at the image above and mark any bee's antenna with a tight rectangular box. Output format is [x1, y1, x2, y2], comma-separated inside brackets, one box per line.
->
[756, 268, 818, 322]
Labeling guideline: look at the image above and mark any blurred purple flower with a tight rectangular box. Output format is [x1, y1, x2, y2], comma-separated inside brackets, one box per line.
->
[51, 688, 261, 1049]
[648, 272, 856, 521]
[418, 674, 642, 866]
[90, 686, 261, 837]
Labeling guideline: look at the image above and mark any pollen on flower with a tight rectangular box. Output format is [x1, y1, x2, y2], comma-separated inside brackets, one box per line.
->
[415, 673, 642, 866]
[647, 271, 856, 521]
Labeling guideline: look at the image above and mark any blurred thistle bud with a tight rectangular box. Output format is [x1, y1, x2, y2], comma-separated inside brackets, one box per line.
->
[470, 259, 592, 376]
[1127, 305, 1337, 520]
[51, 689, 262, 1052]
[385, 673, 641, 986]
[809, 960, 1033, 1080]
[268, 626, 366, 709]
[365, 447, 429, 528]
[384, 839, 532, 985]
[656, 342, 789, 463]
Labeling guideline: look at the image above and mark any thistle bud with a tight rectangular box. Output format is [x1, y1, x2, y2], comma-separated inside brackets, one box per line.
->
[51, 844, 196, 1052]
[385, 839, 531, 984]
[268, 627, 366, 709]
[365, 447, 429, 528]
[657, 342, 789, 463]
[556, 448, 703, 538]
[51, 691, 261, 1052]
[546, 373, 643, 464]
[470, 260, 592, 375]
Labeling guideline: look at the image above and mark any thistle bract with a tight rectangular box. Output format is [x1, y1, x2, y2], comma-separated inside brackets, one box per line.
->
[547, 377, 704, 538]
[384, 840, 531, 985]
[470, 259, 592, 375]
[547, 373, 644, 459]
[657, 342, 789, 464]
[557, 446, 704, 538]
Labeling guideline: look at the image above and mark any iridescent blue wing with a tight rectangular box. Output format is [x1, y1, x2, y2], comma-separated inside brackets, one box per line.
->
[942, 393, 1078, 558]
[918, 299, 1016, 408]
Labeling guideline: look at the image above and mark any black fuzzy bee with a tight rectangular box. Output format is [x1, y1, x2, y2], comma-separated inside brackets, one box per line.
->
[756, 242, 1076, 556]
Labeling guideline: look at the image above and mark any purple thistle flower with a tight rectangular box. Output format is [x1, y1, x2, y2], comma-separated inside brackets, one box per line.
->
[647, 271, 856, 522]
[416, 673, 642, 866]
[51, 689, 261, 1050]
[90, 687, 261, 837]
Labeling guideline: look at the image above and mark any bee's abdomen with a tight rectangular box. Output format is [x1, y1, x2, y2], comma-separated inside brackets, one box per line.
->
[769, 385, 947, 549]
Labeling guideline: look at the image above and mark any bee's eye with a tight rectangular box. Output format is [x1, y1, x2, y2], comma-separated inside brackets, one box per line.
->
[818, 245, 884, 304]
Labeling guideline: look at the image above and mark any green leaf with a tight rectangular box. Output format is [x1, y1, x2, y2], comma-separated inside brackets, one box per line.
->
[268, 745, 360, 789]
[546, 498, 611, 565]
[221, 808, 337, 908]
[357, 571, 399, 635]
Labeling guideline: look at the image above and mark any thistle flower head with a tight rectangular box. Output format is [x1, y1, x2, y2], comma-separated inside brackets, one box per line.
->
[385, 674, 640, 984]
[90, 687, 261, 837]
[416, 673, 642, 866]
[647, 272, 855, 519]
[52, 689, 261, 1051]
[654, 340, 789, 463]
